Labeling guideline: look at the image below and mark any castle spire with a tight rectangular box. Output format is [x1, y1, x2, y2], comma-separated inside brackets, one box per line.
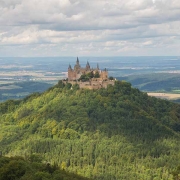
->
[76, 57, 79, 64]
[97, 63, 99, 70]
[74, 57, 81, 71]
[86, 61, 90, 70]
[68, 64, 72, 70]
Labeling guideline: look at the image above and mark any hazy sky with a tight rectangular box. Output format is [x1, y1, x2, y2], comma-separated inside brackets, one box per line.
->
[0, 0, 180, 57]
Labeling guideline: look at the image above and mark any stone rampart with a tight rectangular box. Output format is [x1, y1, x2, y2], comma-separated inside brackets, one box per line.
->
[63, 79, 115, 90]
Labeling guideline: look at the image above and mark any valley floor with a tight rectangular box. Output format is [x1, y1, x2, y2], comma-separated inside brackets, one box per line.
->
[148, 93, 180, 100]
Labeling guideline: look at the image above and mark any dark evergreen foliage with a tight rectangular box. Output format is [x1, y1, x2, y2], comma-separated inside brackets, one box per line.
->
[0, 156, 91, 180]
[78, 71, 100, 81]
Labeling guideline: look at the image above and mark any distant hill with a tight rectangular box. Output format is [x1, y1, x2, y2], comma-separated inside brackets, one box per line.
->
[0, 80, 180, 179]
[0, 81, 53, 101]
[118, 73, 180, 93]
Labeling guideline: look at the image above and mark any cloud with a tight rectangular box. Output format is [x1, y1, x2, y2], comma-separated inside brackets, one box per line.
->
[0, 0, 180, 56]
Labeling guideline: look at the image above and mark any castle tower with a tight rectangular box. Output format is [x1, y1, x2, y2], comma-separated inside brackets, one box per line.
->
[100, 68, 108, 80]
[97, 63, 99, 70]
[68, 64, 74, 81]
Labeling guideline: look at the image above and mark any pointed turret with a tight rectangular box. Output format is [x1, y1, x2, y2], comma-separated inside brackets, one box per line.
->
[68, 64, 72, 70]
[76, 57, 79, 64]
[74, 57, 81, 71]
[86, 61, 90, 70]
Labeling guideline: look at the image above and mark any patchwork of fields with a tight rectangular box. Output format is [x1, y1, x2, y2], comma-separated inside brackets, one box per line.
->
[1, 57, 180, 102]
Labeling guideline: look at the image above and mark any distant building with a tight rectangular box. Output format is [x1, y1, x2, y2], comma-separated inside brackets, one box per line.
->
[68, 57, 108, 81]
[66, 57, 115, 89]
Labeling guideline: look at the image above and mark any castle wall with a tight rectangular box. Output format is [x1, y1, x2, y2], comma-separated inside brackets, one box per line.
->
[63, 80, 115, 90]
[76, 73, 81, 79]
[102, 80, 115, 88]
[100, 71, 108, 80]
[68, 70, 78, 81]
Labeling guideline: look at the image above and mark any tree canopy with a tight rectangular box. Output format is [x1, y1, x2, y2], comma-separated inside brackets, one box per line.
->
[0, 155, 91, 180]
[0, 80, 180, 179]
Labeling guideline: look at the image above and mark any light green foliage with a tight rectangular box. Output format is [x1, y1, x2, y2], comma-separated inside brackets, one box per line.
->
[0, 80, 180, 179]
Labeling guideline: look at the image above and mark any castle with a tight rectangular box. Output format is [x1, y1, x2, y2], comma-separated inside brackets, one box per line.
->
[66, 57, 115, 89]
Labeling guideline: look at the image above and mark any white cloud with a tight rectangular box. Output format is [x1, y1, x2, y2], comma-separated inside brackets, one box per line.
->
[0, 0, 180, 56]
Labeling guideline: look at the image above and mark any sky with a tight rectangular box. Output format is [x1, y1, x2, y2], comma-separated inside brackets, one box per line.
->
[0, 0, 180, 57]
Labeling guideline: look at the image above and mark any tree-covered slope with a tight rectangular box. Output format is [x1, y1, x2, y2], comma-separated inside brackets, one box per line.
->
[0, 80, 180, 179]
[0, 155, 91, 180]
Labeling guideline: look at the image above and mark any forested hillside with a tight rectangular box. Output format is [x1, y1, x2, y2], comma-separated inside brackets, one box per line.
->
[0, 80, 180, 179]
[0, 155, 91, 180]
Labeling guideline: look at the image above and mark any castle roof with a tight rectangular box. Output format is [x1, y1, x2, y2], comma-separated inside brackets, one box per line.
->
[68, 64, 72, 70]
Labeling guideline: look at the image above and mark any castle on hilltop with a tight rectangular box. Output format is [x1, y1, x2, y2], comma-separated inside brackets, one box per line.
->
[68, 57, 108, 81]
[66, 57, 115, 89]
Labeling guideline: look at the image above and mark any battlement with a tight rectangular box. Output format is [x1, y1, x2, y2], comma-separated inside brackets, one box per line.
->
[67, 58, 115, 89]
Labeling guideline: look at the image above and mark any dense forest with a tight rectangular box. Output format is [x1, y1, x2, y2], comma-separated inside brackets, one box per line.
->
[1, 80, 180, 179]
[0, 155, 91, 180]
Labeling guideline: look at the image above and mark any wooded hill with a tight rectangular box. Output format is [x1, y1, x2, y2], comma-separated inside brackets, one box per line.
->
[119, 73, 180, 93]
[0, 80, 180, 180]
[0, 155, 91, 180]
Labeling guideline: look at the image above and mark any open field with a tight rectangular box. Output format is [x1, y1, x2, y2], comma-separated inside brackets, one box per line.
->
[0, 63, 66, 101]
[148, 93, 180, 100]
